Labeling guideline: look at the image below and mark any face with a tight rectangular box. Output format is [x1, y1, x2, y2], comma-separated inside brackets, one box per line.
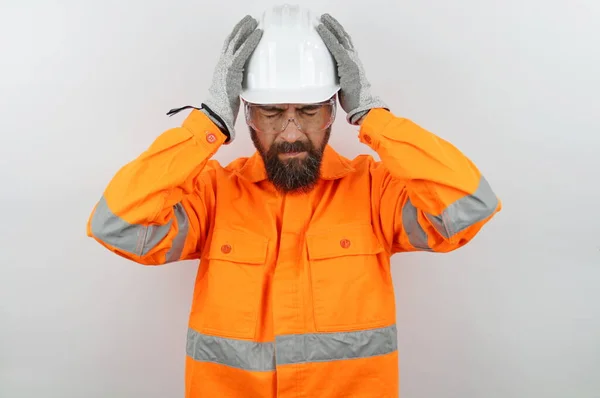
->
[247, 100, 335, 194]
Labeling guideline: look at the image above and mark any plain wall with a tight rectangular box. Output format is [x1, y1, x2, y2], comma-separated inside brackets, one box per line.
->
[1, 0, 599, 397]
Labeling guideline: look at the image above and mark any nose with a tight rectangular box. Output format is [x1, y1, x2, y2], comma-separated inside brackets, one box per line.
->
[279, 117, 303, 142]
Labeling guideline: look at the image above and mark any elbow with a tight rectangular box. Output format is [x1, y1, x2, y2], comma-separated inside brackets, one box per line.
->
[89, 196, 150, 257]
[88, 196, 189, 265]
[428, 175, 500, 250]
[88, 196, 173, 264]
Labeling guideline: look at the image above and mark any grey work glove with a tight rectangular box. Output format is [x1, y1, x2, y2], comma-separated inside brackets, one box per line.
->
[316, 14, 388, 125]
[202, 15, 263, 142]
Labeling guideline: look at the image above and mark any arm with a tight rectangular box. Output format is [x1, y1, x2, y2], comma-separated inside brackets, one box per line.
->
[361, 108, 500, 253]
[317, 14, 500, 253]
[87, 15, 263, 265]
[87, 110, 225, 265]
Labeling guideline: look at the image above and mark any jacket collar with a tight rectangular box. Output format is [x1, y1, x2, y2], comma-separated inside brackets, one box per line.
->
[234, 145, 355, 183]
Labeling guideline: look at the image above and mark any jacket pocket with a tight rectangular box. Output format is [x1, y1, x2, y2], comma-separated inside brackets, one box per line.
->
[307, 223, 394, 332]
[192, 228, 269, 339]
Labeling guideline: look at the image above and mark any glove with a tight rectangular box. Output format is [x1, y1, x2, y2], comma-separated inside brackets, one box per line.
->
[316, 14, 388, 125]
[202, 15, 263, 142]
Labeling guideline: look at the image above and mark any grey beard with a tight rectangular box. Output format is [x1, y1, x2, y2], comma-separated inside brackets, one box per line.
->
[250, 128, 330, 194]
[264, 151, 321, 194]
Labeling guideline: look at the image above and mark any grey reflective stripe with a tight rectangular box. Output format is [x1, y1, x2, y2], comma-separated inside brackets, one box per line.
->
[186, 328, 275, 371]
[402, 198, 431, 250]
[90, 195, 188, 258]
[427, 175, 498, 238]
[165, 203, 189, 262]
[186, 326, 397, 370]
[275, 324, 397, 366]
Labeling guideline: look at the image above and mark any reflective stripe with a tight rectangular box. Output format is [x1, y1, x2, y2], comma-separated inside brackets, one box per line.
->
[186, 325, 398, 370]
[165, 203, 189, 262]
[275, 324, 397, 365]
[402, 198, 431, 250]
[427, 175, 498, 238]
[186, 328, 275, 371]
[90, 195, 188, 258]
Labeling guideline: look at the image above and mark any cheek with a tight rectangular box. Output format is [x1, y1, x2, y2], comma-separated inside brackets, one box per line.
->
[308, 132, 326, 150]
[255, 132, 274, 152]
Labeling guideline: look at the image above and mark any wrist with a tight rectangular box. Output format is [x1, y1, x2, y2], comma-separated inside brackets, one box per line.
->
[200, 104, 232, 143]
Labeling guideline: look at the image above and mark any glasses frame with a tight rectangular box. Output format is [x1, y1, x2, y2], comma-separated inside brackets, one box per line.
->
[243, 97, 337, 135]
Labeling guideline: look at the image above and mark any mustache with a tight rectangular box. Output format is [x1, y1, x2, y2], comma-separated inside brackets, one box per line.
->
[273, 140, 310, 154]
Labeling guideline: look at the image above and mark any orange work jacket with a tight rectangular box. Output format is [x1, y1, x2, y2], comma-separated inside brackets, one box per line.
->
[87, 108, 501, 397]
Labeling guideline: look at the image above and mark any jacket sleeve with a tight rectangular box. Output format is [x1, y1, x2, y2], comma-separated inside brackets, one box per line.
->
[362, 108, 501, 254]
[86, 109, 226, 265]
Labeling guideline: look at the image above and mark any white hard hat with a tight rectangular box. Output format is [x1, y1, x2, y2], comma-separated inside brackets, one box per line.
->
[240, 4, 340, 104]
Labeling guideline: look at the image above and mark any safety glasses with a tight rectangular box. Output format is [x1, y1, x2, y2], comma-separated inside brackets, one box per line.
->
[244, 98, 337, 135]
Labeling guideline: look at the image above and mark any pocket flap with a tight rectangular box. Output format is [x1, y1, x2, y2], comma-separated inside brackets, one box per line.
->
[207, 228, 269, 264]
[307, 223, 384, 260]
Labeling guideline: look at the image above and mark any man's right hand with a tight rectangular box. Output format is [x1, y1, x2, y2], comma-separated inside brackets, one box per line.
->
[201, 15, 263, 143]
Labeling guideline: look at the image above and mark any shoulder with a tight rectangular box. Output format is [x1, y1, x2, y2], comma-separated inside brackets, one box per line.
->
[348, 153, 379, 168]
[198, 157, 246, 176]
[223, 156, 253, 172]
[202, 154, 262, 182]
[341, 151, 392, 183]
[344, 152, 386, 176]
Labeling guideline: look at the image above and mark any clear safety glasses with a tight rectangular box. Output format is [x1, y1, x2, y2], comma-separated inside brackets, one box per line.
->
[245, 98, 336, 135]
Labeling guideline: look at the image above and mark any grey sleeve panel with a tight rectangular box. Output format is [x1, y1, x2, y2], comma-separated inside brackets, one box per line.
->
[399, 175, 498, 248]
[165, 203, 189, 262]
[90, 195, 190, 259]
[426, 175, 498, 239]
[401, 198, 432, 251]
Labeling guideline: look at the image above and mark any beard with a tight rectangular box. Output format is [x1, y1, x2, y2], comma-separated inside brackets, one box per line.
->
[250, 127, 331, 194]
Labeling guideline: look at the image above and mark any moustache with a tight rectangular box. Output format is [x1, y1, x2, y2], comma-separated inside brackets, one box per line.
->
[273, 140, 310, 154]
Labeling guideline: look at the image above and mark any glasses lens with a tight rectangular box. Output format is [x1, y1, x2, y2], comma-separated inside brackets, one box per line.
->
[247, 101, 335, 134]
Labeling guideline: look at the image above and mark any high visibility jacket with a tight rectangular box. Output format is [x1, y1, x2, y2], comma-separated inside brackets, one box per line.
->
[87, 108, 501, 397]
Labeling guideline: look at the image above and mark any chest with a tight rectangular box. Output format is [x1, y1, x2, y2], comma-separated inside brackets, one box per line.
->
[192, 175, 392, 338]
[211, 174, 376, 237]
[200, 172, 386, 276]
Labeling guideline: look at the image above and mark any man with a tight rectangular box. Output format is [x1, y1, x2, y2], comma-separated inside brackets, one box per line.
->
[87, 5, 501, 397]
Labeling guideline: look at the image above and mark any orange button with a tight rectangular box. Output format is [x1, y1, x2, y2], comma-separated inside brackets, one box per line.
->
[221, 244, 232, 254]
[206, 133, 217, 144]
[363, 135, 372, 144]
[340, 239, 351, 249]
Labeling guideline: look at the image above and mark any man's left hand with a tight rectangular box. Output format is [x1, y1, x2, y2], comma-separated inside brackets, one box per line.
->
[316, 14, 388, 125]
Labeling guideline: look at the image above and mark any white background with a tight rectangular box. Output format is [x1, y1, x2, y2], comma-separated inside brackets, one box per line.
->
[1, 0, 599, 397]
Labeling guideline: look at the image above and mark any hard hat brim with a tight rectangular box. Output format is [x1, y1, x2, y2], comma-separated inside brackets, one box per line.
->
[240, 85, 340, 105]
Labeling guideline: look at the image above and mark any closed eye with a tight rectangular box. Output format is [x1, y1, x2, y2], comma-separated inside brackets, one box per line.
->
[299, 106, 321, 116]
[259, 108, 284, 117]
